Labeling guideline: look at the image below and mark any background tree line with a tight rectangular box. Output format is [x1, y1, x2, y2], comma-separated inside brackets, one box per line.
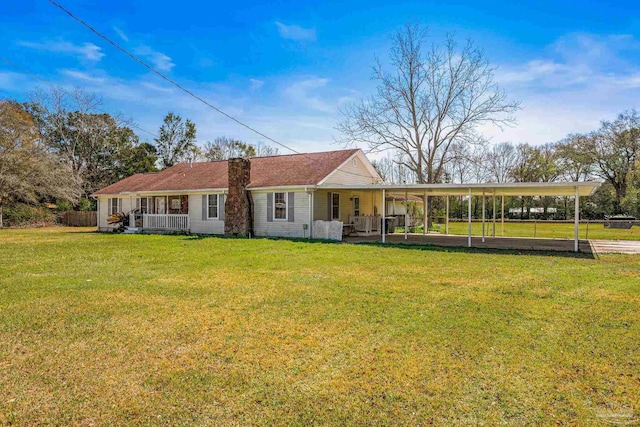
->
[0, 86, 277, 227]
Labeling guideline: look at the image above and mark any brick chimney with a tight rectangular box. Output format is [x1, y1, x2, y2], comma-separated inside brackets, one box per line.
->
[224, 157, 253, 236]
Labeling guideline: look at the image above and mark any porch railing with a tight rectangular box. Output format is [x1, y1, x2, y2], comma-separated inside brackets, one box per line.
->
[142, 214, 189, 230]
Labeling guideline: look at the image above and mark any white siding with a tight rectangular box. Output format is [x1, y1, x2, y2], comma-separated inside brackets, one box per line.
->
[253, 190, 311, 238]
[321, 152, 379, 186]
[189, 193, 225, 234]
[97, 196, 133, 231]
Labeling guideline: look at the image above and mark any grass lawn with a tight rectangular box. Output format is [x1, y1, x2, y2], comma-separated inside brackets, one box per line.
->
[407, 221, 640, 240]
[1, 227, 639, 425]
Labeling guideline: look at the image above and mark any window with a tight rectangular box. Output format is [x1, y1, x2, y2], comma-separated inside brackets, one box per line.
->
[110, 198, 118, 215]
[331, 193, 340, 220]
[140, 197, 148, 213]
[353, 196, 360, 217]
[208, 194, 218, 219]
[274, 192, 287, 220]
[352, 158, 358, 167]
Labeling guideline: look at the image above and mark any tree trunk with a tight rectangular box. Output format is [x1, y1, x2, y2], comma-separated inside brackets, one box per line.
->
[613, 182, 627, 214]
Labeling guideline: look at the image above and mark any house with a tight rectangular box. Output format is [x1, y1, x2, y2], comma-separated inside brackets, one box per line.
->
[92, 149, 383, 238]
[93, 148, 600, 251]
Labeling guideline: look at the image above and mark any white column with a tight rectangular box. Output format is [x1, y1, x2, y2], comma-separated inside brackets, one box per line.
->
[421, 192, 426, 235]
[501, 196, 505, 237]
[467, 188, 472, 248]
[445, 196, 449, 235]
[481, 190, 486, 243]
[308, 191, 313, 239]
[492, 192, 496, 237]
[404, 189, 408, 240]
[574, 186, 579, 252]
[381, 188, 386, 244]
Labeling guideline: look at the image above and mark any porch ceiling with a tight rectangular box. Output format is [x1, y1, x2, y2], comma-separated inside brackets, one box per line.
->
[318, 181, 601, 197]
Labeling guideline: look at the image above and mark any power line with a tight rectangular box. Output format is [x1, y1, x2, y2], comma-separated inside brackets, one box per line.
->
[0, 56, 159, 138]
[47, 0, 376, 181]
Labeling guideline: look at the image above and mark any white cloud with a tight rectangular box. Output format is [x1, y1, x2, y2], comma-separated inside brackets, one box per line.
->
[486, 32, 640, 144]
[135, 45, 175, 71]
[19, 40, 105, 61]
[249, 78, 264, 90]
[61, 69, 107, 85]
[113, 26, 129, 42]
[275, 21, 316, 42]
[283, 77, 332, 112]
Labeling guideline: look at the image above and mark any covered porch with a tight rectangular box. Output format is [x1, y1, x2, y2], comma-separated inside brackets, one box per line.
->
[316, 182, 600, 252]
[130, 194, 190, 232]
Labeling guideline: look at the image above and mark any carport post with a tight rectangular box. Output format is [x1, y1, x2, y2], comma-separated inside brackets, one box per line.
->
[423, 192, 427, 235]
[445, 196, 449, 235]
[481, 190, 486, 243]
[404, 189, 408, 240]
[492, 191, 496, 237]
[501, 196, 505, 237]
[381, 188, 386, 244]
[574, 186, 579, 252]
[467, 188, 472, 248]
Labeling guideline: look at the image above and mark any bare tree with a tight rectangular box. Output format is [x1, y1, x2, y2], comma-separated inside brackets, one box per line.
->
[486, 142, 517, 183]
[337, 23, 518, 185]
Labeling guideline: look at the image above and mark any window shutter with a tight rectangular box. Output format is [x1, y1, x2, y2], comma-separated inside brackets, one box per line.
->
[219, 195, 225, 221]
[135, 198, 140, 210]
[327, 193, 332, 220]
[148, 197, 152, 214]
[267, 193, 273, 222]
[118, 198, 122, 213]
[202, 195, 207, 221]
[288, 192, 295, 222]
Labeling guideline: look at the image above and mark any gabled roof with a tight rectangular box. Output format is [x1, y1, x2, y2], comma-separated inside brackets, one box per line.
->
[93, 149, 362, 195]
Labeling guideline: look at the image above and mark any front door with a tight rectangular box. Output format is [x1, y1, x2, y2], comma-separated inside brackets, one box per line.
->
[155, 196, 166, 214]
[353, 196, 360, 217]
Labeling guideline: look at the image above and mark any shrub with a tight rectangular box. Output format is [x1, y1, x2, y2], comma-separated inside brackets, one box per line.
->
[3, 203, 55, 227]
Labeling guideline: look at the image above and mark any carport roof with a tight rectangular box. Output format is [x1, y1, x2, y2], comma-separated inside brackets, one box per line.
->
[318, 181, 601, 197]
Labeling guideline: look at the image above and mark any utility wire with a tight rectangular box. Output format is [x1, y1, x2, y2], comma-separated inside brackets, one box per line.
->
[47, 0, 376, 181]
[0, 55, 159, 138]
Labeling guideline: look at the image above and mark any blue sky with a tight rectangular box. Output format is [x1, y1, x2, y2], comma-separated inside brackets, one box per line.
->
[2, 0, 640, 153]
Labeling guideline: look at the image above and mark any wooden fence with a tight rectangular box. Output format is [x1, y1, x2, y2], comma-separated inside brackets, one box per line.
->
[58, 211, 97, 227]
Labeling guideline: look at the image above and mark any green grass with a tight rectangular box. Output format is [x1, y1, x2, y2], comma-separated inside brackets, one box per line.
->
[399, 221, 640, 240]
[1, 227, 639, 425]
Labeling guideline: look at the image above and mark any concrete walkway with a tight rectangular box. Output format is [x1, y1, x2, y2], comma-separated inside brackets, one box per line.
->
[589, 240, 640, 254]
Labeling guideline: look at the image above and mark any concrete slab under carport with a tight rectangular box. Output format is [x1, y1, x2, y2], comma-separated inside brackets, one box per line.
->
[345, 233, 594, 254]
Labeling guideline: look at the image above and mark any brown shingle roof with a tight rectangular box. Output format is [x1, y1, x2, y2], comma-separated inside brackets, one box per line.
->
[93, 149, 360, 195]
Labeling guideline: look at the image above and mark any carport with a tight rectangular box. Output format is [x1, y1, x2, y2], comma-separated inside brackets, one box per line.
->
[321, 181, 601, 252]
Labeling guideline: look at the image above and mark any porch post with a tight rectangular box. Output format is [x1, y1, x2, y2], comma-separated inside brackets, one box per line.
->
[308, 190, 313, 239]
[381, 188, 386, 244]
[492, 191, 496, 237]
[481, 190, 486, 243]
[467, 188, 472, 248]
[574, 186, 579, 252]
[445, 195, 449, 235]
